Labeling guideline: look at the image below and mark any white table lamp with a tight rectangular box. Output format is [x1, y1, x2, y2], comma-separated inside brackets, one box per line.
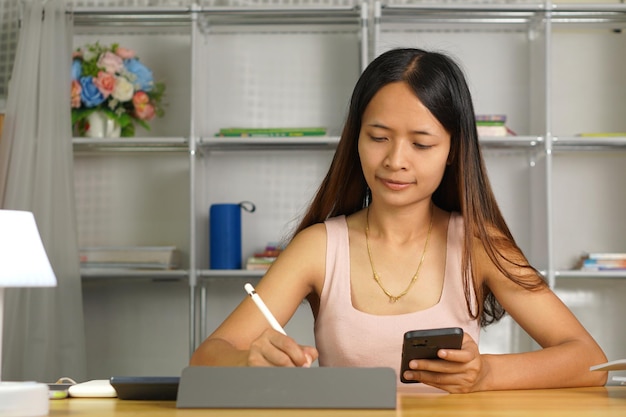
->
[0, 210, 58, 416]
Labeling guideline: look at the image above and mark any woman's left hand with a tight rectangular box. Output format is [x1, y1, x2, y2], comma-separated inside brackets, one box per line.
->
[402, 333, 488, 393]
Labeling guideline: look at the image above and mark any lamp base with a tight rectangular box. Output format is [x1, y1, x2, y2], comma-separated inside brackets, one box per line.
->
[0, 382, 49, 416]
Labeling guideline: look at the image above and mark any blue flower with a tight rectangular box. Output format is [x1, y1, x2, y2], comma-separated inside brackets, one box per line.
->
[79, 76, 106, 108]
[124, 58, 154, 92]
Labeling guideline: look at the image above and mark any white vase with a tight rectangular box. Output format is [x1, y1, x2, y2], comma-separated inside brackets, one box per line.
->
[85, 111, 121, 138]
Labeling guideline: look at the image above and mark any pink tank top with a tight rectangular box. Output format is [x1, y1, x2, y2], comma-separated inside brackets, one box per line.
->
[314, 212, 480, 386]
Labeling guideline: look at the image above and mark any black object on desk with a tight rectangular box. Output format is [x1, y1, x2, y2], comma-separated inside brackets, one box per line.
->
[176, 366, 397, 409]
[109, 376, 180, 400]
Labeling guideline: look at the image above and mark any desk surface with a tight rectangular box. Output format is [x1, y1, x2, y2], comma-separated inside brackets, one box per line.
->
[49, 386, 626, 417]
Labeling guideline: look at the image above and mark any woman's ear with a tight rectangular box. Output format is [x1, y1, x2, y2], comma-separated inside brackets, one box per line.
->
[446, 146, 456, 166]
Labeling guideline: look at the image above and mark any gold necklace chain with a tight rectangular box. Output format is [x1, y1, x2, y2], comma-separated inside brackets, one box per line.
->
[364, 204, 433, 303]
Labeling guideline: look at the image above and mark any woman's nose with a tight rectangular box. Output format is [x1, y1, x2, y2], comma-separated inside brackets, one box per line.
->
[383, 140, 408, 170]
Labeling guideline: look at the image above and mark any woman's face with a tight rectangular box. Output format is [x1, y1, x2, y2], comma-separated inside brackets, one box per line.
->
[358, 81, 451, 208]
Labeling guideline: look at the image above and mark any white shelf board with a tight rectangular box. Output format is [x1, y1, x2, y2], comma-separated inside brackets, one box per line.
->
[552, 136, 626, 150]
[555, 270, 626, 279]
[73, 137, 189, 152]
[198, 269, 265, 279]
[480, 136, 543, 149]
[80, 268, 188, 280]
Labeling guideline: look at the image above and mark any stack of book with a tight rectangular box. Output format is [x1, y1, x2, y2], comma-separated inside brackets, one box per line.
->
[576, 253, 626, 271]
[246, 244, 283, 271]
[476, 115, 514, 137]
[215, 127, 327, 138]
[79, 246, 182, 270]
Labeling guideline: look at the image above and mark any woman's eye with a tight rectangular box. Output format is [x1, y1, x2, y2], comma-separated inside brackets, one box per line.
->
[371, 135, 386, 142]
[413, 142, 432, 149]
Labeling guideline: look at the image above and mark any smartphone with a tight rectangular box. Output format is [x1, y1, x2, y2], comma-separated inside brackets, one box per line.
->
[400, 327, 464, 383]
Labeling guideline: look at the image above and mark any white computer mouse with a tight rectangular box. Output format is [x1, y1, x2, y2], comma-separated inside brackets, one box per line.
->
[68, 379, 117, 398]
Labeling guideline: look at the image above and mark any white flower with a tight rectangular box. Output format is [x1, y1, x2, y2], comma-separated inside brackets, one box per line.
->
[111, 76, 134, 102]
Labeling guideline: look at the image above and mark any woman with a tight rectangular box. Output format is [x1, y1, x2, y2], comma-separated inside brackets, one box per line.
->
[190, 48, 607, 393]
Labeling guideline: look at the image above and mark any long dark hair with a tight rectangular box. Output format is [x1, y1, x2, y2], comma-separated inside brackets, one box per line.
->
[294, 48, 545, 326]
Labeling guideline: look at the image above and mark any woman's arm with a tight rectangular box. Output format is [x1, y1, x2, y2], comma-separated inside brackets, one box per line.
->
[189, 223, 326, 367]
[475, 243, 608, 391]
[405, 238, 608, 392]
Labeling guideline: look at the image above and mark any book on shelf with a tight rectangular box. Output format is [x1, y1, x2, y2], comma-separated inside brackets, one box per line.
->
[245, 243, 283, 271]
[475, 114, 515, 137]
[215, 127, 327, 138]
[79, 246, 181, 270]
[580, 259, 626, 271]
[476, 114, 506, 122]
[476, 125, 509, 137]
[584, 252, 626, 260]
[245, 257, 275, 271]
[576, 252, 626, 271]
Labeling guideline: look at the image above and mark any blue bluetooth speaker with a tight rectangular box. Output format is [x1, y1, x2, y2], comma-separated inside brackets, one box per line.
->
[209, 202, 255, 269]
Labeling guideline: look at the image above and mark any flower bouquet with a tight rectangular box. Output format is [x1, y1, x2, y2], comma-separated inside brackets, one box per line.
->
[71, 42, 165, 137]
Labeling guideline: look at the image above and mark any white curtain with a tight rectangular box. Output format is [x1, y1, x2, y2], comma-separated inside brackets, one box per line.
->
[0, 0, 86, 382]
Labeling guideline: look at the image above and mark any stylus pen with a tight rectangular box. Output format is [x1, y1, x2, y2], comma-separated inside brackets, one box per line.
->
[244, 283, 287, 335]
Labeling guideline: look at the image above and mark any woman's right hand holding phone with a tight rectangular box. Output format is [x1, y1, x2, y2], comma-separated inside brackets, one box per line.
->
[403, 332, 486, 393]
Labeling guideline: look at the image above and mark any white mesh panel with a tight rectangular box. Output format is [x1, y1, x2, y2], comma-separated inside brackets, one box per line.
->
[0, 0, 19, 101]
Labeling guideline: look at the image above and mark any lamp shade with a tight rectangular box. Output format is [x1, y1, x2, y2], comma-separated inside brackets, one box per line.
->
[0, 210, 57, 416]
[0, 210, 56, 287]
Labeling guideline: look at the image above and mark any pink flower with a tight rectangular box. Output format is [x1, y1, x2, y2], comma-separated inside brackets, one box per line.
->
[132, 91, 150, 107]
[97, 51, 123, 74]
[93, 71, 116, 98]
[134, 103, 155, 121]
[71, 79, 82, 108]
[133, 92, 155, 120]
[115, 47, 136, 59]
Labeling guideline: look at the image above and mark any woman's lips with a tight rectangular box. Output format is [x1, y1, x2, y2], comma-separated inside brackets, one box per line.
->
[379, 177, 413, 191]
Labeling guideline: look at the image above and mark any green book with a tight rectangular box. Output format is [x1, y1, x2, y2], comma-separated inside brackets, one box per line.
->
[216, 127, 327, 137]
[476, 120, 506, 126]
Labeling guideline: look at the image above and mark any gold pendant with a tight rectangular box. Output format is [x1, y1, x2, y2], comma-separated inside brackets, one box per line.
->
[366, 203, 433, 306]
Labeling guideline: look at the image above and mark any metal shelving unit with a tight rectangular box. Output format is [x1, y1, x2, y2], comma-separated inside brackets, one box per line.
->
[71, 2, 368, 356]
[190, 3, 367, 350]
[71, 2, 626, 368]
[547, 2, 626, 283]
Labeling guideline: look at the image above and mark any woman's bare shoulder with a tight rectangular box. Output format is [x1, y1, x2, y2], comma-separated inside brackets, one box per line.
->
[290, 221, 328, 248]
[269, 221, 328, 296]
[278, 221, 328, 273]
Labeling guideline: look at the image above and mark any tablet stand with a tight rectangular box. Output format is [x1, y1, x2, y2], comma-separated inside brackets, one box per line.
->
[176, 366, 396, 409]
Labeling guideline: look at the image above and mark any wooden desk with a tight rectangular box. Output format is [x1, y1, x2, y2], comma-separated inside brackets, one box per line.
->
[49, 386, 626, 417]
